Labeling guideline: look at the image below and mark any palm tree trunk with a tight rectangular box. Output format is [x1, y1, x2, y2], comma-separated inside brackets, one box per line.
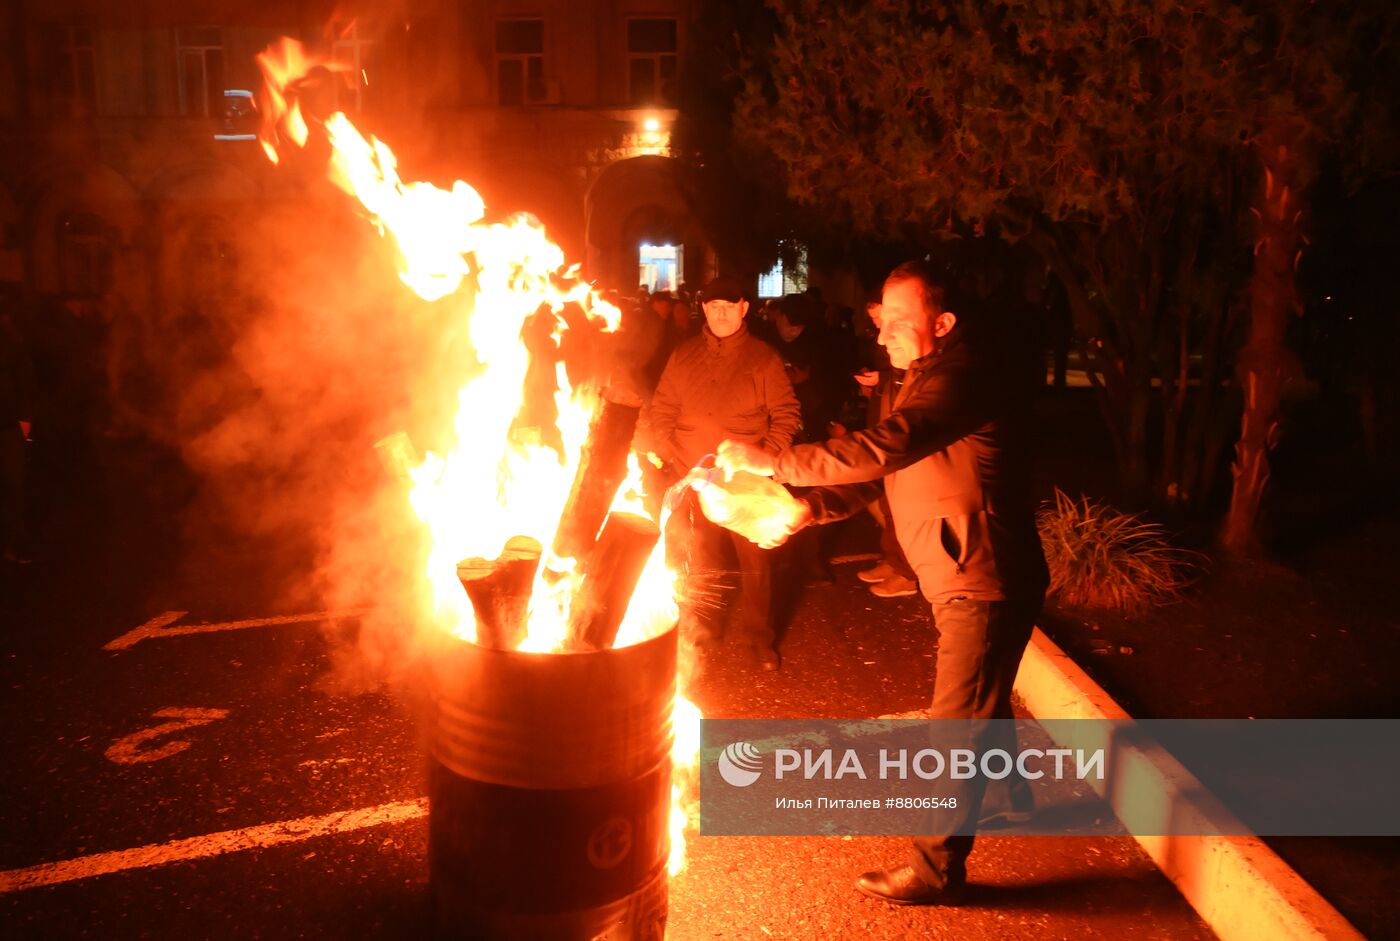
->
[1222, 128, 1310, 555]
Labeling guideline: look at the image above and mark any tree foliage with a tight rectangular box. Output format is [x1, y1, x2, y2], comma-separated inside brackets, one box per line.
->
[670, 2, 919, 283]
[733, 0, 1394, 515]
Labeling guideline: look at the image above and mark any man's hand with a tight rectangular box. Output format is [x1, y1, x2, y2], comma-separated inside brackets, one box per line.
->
[715, 440, 776, 479]
[853, 369, 880, 388]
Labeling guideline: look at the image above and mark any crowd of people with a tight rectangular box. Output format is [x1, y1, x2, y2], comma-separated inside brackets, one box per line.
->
[6, 260, 1047, 907]
[607, 262, 1047, 906]
[596, 277, 927, 670]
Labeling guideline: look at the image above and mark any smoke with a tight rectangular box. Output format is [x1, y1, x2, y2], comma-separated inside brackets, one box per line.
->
[99, 164, 484, 689]
[89, 21, 643, 690]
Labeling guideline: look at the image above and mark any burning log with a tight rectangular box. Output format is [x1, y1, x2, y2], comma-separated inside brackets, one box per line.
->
[552, 399, 640, 563]
[455, 536, 542, 650]
[566, 512, 660, 652]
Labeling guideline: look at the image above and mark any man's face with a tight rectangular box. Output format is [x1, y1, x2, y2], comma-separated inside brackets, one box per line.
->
[703, 298, 748, 338]
[775, 312, 804, 342]
[877, 279, 953, 368]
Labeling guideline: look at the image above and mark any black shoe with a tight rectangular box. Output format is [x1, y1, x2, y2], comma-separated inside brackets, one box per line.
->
[855, 865, 965, 906]
[752, 644, 780, 672]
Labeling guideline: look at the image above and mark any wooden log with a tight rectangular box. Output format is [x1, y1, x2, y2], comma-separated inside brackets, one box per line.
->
[373, 431, 419, 478]
[566, 512, 660, 651]
[456, 536, 542, 650]
[552, 399, 640, 563]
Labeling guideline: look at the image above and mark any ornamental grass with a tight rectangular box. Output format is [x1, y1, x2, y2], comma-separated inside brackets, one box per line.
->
[1037, 489, 1202, 611]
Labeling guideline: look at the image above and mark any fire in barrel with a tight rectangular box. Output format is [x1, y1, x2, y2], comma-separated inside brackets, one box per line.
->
[256, 37, 700, 940]
[438, 468, 671, 936]
[428, 586, 675, 939]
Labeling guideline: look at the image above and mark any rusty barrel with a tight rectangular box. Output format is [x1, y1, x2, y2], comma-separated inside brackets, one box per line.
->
[428, 625, 676, 940]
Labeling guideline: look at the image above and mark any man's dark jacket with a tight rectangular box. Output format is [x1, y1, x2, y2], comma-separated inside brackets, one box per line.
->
[646, 323, 801, 472]
[772, 330, 1047, 604]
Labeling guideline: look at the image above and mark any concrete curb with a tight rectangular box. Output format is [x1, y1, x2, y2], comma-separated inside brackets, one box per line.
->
[1013, 627, 1366, 941]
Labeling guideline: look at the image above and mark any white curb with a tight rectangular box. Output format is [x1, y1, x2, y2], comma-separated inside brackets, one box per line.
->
[1014, 627, 1366, 941]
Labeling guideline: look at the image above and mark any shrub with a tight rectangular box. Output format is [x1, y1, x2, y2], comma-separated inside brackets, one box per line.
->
[1037, 489, 1201, 611]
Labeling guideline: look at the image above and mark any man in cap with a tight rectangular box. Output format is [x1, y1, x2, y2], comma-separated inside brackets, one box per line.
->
[643, 275, 801, 670]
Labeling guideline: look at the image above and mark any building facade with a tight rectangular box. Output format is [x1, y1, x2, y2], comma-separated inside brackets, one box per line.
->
[0, 0, 713, 321]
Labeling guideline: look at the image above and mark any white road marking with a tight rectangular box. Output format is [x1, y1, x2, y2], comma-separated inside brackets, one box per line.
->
[105, 708, 231, 765]
[104, 609, 373, 651]
[0, 798, 428, 894]
[103, 611, 186, 651]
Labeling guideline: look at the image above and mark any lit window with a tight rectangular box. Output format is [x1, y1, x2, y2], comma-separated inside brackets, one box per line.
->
[639, 243, 683, 294]
[214, 89, 257, 141]
[626, 19, 677, 107]
[176, 27, 225, 117]
[758, 243, 808, 298]
[496, 19, 546, 106]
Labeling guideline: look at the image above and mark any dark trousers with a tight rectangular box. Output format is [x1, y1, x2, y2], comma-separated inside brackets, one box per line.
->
[910, 594, 1041, 888]
[680, 505, 775, 649]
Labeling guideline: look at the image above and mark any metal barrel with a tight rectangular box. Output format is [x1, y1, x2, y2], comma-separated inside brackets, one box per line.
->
[428, 625, 677, 940]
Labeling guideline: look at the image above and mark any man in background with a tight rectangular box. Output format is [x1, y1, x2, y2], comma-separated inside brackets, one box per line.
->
[643, 275, 801, 670]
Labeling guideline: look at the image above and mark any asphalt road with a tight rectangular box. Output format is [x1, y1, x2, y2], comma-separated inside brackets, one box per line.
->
[0, 492, 1213, 940]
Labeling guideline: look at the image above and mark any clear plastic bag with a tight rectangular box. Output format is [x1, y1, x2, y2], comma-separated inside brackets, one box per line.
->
[680, 456, 806, 547]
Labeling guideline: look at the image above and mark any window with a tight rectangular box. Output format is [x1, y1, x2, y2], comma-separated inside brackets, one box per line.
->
[53, 27, 98, 116]
[495, 19, 545, 105]
[332, 23, 374, 113]
[639, 243, 682, 294]
[214, 89, 258, 141]
[176, 27, 224, 117]
[627, 19, 677, 107]
[757, 243, 808, 298]
[57, 212, 114, 298]
[176, 217, 242, 308]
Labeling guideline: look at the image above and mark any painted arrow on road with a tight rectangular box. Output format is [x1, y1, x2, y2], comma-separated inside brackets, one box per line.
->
[104, 608, 374, 651]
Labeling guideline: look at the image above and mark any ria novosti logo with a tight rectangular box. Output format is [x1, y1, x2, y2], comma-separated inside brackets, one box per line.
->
[717, 742, 763, 787]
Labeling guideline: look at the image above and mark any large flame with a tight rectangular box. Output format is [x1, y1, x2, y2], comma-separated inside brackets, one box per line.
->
[258, 38, 640, 649]
[258, 37, 701, 873]
[669, 693, 703, 876]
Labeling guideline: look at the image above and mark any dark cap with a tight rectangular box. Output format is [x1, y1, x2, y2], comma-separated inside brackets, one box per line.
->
[700, 275, 746, 304]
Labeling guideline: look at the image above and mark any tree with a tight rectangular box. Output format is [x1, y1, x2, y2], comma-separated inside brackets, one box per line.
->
[670, 1, 918, 287]
[731, 0, 1396, 534]
[730, 0, 1262, 508]
[1220, 5, 1399, 555]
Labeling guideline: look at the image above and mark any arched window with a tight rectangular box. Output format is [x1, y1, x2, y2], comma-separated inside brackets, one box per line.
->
[57, 211, 114, 298]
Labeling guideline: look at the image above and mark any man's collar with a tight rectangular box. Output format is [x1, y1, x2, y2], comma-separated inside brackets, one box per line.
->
[909, 329, 966, 370]
[703, 322, 749, 350]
